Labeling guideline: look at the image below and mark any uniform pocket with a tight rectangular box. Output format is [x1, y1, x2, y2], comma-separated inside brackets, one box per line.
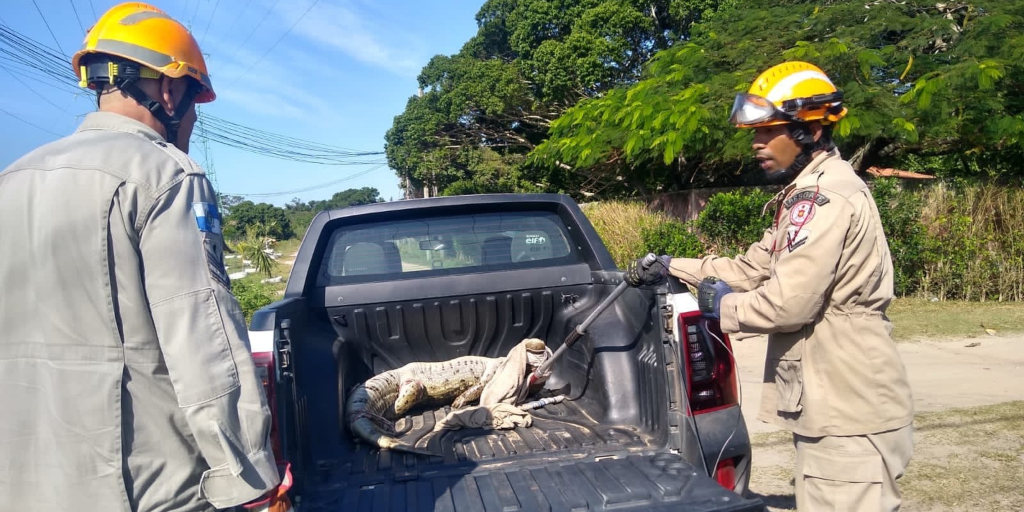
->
[800, 436, 884, 483]
[767, 332, 806, 413]
[774, 359, 805, 413]
[151, 288, 240, 407]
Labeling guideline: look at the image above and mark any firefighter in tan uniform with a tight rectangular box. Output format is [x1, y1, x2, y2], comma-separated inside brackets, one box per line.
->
[0, 4, 280, 511]
[626, 62, 914, 511]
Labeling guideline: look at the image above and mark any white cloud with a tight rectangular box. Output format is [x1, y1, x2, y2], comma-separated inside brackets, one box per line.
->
[199, 34, 336, 120]
[287, 2, 426, 77]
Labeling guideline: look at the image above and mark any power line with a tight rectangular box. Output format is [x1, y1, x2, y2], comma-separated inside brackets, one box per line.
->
[0, 63, 68, 111]
[0, 106, 62, 136]
[187, 0, 203, 31]
[199, 0, 223, 45]
[222, 165, 385, 198]
[1, 24, 386, 166]
[228, 0, 320, 87]
[225, 0, 284, 65]
[221, 0, 253, 40]
[30, 0, 67, 57]
[68, 0, 86, 34]
[87, 0, 97, 21]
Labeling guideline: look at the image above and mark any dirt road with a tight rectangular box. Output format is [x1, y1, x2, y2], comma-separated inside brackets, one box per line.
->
[731, 334, 1024, 511]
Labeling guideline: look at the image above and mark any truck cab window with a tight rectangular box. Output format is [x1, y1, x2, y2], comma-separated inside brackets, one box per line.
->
[317, 211, 580, 285]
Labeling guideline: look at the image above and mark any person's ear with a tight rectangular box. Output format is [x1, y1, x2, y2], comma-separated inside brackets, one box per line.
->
[810, 122, 823, 143]
[159, 76, 176, 116]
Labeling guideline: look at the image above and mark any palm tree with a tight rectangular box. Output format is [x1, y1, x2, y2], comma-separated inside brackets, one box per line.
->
[233, 221, 278, 277]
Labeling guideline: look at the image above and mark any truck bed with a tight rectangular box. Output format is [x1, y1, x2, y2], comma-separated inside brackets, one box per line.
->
[256, 195, 761, 511]
[271, 281, 762, 511]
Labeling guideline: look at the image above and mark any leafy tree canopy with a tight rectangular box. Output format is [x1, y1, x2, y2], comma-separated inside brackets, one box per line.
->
[285, 186, 383, 212]
[385, 0, 739, 197]
[531, 0, 1024, 197]
[224, 201, 294, 241]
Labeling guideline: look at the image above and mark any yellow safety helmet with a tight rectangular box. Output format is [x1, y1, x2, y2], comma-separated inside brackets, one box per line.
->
[72, 2, 215, 103]
[728, 61, 846, 129]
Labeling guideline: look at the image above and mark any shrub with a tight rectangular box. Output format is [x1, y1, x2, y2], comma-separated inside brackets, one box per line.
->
[231, 278, 276, 326]
[871, 178, 928, 297]
[695, 189, 774, 256]
[640, 219, 703, 259]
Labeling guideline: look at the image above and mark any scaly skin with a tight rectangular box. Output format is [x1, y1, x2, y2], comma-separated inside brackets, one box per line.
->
[345, 356, 501, 455]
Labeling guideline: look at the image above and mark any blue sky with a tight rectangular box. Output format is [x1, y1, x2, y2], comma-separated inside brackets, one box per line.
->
[0, 0, 485, 205]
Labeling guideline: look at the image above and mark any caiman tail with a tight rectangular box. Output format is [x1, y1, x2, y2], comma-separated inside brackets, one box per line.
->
[349, 413, 437, 456]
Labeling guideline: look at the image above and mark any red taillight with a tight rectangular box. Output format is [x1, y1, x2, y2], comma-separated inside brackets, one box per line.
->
[715, 458, 736, 491]
[252, 351, 283, 462]
[678, 311, 738, 415]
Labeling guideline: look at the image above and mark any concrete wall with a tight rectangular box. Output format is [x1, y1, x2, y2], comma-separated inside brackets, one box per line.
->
[647, 185, 784, 222]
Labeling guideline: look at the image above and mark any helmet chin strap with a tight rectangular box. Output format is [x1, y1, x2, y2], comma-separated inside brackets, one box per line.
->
[766, 122, 833, 184]
[115, 75, 199, 146]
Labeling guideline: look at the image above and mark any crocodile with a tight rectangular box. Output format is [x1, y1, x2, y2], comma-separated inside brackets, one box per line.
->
[345, 339, 549, 455]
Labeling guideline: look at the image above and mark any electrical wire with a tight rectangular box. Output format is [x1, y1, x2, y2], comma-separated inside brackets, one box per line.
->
[0, 24, 387, 166]
[221, 164, 384, 198]
[224, 0, 284, 65]
[702, 318, 743, 482]
[199, 0, 223, 44]
[227, 0, 320, 87]
[0, 106, 62, 136]
[30, 0, 67, 57]
[67, 0, 86, 34]
[0, 63, 68, 111]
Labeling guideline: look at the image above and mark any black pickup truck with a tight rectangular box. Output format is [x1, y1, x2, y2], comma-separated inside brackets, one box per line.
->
[247, 193, 763, 512]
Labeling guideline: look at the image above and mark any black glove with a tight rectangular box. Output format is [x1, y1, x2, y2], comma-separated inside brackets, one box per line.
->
[624, 253, 671, 287]
[697, 276, 733, 319]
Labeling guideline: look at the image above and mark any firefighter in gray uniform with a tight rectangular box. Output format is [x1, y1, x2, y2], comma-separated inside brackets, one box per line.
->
[0, 3, 279, 511]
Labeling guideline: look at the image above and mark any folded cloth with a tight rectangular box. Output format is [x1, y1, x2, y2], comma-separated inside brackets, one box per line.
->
[435, 338, 552, 431]
[436, 403, 532, 431]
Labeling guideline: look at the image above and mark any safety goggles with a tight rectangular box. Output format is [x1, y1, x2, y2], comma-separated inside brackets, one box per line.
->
[728, 91, 844, 128]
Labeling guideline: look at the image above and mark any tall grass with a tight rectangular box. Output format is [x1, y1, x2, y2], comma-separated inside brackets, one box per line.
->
[917, 182, 1024, 301]
[579, 201, 674, 268]
[582, 182, 1024, 303]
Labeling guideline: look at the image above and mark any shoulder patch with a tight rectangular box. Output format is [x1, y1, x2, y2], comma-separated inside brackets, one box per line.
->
[786, 226, 810, 252]
[784, 189, 831, 209]
[193, 202, 222, 235]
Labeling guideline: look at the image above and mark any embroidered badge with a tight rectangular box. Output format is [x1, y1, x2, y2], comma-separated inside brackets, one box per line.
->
[789, 200, 816, 226]
[786, 226, 810, 252]
[192, 202, 222, 235]
[204, 237, 231, 289]
[783, 190, 830, 209]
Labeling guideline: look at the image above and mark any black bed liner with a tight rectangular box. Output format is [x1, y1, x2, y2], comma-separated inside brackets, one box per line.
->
[300, 451, 759, 512]
[350, 400, 651, 473]
[297, 401, 761, 512]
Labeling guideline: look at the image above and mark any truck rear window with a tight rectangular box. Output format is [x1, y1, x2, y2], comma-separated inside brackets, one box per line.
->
[316, 210, 582, 285]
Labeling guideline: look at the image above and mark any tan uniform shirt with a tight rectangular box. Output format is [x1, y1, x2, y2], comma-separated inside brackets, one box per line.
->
[0, 112, 279, 511]
[669, 149, 914, 437]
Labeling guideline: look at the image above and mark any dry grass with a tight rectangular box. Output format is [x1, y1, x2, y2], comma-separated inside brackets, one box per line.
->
[579, 200, 674, 268]
[916, 182, 1024, 302]
[899, 401, 1024, 511]
[887, 297, 1024, 341]
[745, 402, 1024, 512]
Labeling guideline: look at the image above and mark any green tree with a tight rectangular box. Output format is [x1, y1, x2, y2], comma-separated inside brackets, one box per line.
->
[224, 201, 294, 241]
[232, 221, 280, 278]
[531, 0, 1024, 194]
[385, 0, 740, 197]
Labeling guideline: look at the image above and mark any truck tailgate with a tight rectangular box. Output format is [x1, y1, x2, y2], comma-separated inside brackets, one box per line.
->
[298, 451, 761, 511]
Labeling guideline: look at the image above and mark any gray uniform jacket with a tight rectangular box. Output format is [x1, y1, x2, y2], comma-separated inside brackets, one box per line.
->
[0, 112, 279, 511]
